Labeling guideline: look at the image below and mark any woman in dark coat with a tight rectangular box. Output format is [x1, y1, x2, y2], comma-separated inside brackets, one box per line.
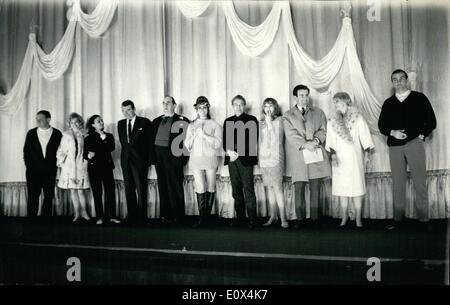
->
[84, 115, 121, 225]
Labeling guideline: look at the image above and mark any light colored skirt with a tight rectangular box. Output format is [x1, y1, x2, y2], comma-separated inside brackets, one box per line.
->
[260, 165, 283, 187]
[188, 156, 220, 170]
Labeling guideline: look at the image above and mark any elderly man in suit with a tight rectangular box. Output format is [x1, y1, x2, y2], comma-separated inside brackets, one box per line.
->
[23, 110, 62, 219]
[283, 85, 331, 228]
[118, 100, 153, 224]
[152, 96, 190, 226]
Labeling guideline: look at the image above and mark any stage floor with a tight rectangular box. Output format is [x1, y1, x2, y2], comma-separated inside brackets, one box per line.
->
[0, 217, 448, 284]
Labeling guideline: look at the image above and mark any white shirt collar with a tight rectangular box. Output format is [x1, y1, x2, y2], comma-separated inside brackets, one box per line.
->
[37, 126, 53, 133]
[395, 90, 411, 102]
[296, 104, 308, 112]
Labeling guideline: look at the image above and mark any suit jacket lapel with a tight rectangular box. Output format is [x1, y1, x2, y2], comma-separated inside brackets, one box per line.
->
[290, 107, 306, 136]
[130, 116, 140, 142]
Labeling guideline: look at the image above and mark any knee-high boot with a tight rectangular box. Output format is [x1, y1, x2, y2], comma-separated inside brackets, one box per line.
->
[205, 191, 216, 225]
[193, 192, 206, 228]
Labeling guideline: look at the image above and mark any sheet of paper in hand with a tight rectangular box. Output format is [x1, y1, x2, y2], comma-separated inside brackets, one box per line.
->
[303, 148, 324, 164]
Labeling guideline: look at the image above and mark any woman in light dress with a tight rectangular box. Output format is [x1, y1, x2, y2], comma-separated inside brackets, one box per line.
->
[57, 112, 91, 222]
[184, 96, 222, 227]
[325, 92, 374, 228]
[259, 98, 288, 228]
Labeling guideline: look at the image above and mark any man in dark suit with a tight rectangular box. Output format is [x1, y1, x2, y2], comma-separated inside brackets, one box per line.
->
[23, 110, 62, 218]
[152, 96, 190, 225]
[118, 100, 153, 223]
[223, 95, 259, 228]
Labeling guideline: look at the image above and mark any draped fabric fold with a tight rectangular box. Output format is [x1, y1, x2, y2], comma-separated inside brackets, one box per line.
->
[1, 0, 383, 133]
[175, 1, 383, 132]
[222, 1, 283, 57]
[0, 0, 118, 115]
[75, 0, 118, 37]
[344, 19, 382, 133]
[176, 0, 211, 18]
[281, 2, 382, 132]
[0, 42, 33, 114]
[31, 21, 76, 80]
[281, 2, 347, 88]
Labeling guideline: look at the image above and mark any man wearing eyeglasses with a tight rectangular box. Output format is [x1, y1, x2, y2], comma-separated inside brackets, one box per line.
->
[378, 69, 437, 230]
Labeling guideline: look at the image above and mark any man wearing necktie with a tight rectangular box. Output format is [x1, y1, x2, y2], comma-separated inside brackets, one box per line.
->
[151, 96, 190, 226]
[118, 100, 154, 224]
[283, 84, 331, 228]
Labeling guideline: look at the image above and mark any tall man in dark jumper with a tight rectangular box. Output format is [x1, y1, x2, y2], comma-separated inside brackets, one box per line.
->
[378, 69, 436, 229]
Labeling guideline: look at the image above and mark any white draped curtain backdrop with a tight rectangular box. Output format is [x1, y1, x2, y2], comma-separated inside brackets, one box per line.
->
[1, 0, 449, 218]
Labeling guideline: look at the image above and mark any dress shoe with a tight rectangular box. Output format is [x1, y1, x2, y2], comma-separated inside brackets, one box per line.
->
[81, 212, 91, 221]
[385, 224, 396, 230]
[293, 221, 302, 229]
[263, 217, 278, 227]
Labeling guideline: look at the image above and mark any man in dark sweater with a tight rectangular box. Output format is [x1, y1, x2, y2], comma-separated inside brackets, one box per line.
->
[378, 69, 436, 229]
[152, 96, 190, 226]
[223, 95, 259, 228]
[23, 110, 62, 219]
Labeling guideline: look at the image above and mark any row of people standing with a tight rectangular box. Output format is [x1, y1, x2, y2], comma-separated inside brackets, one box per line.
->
[21, 91, 366, 228]
[23, 69, 436, 229]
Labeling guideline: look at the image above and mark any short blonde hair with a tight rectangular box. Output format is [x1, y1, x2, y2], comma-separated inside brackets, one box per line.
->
[67, 112, 84, 128]
[333, 92, 352, 106]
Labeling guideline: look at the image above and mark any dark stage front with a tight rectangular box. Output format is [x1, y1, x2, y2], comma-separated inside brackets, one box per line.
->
[0, 217, 448, 285]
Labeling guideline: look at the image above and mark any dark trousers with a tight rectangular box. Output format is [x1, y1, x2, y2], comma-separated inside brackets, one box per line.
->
[88, 166, 116, 219]
[123, 163, 148, 222]
[294, 179, 322, 221]
[228, 159, 257, 223]
[155, 146, 185, 222]
[26, 170, 56, 217]
[389, 138, 429, 221]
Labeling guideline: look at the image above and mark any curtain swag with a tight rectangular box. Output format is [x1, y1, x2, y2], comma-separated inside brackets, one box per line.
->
[0, 0, 381, 132]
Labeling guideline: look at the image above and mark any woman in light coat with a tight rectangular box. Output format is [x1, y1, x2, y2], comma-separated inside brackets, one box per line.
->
[57, 112, 91, 222]
[325, 92, 374, 228]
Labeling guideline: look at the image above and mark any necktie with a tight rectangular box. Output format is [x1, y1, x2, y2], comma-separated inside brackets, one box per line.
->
[74, 137, 78, 157]
[301, 107, 306, 116]
[128, 119, 132, 143]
